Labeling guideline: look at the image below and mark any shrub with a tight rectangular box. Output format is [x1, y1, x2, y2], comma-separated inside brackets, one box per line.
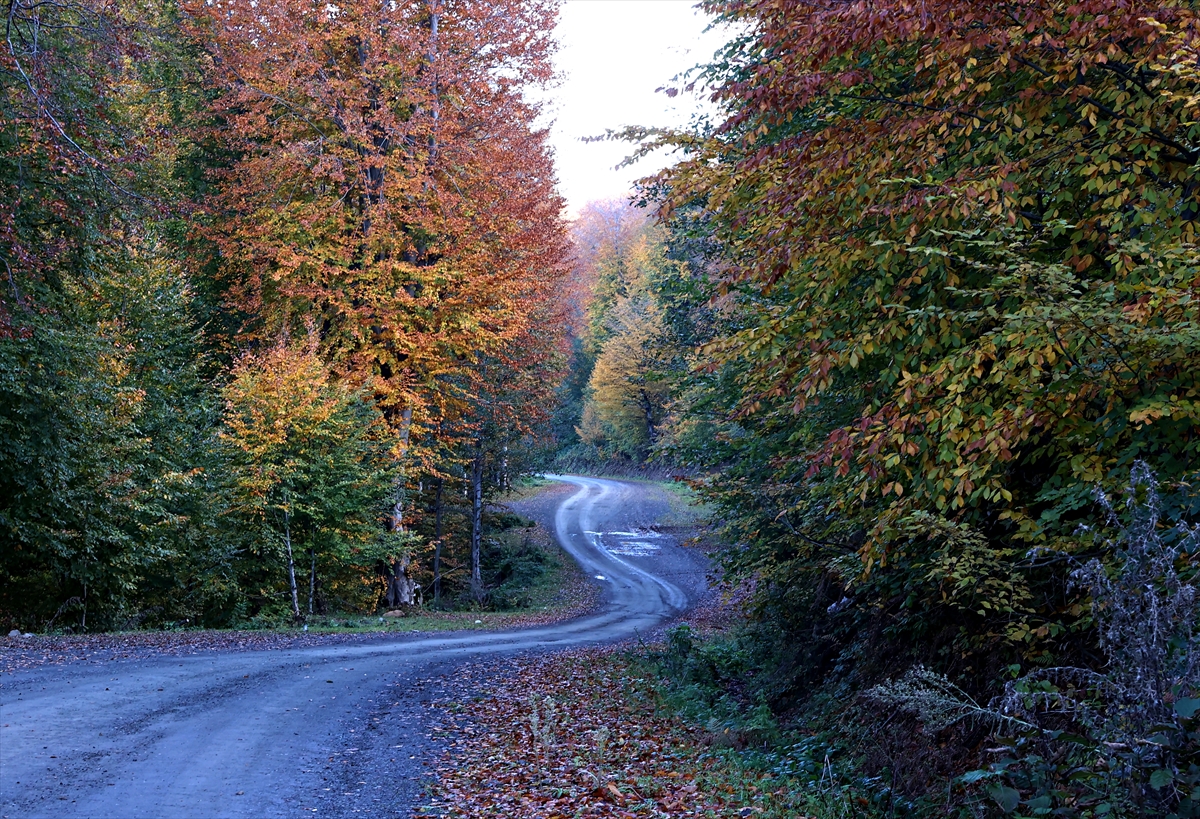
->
[870, 464, 1200, 817]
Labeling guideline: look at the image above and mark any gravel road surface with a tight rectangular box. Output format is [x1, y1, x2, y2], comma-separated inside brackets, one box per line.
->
[0, 476, 707, 819]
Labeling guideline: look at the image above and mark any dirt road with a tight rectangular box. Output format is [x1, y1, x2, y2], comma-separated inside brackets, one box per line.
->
[0, 476, 707, 819]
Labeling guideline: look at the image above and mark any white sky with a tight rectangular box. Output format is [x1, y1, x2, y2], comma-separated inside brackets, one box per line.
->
[545, 0, 730, 217]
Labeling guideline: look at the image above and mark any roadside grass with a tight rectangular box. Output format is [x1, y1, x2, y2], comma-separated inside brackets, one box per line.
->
[5, 483, 601, 673]
[419, 649, 846, 818]
[287, 608, 571, 635]
[250, 507, 599, 633]
[499, 473, 556, 503]
[1, 540, 600, 674]
[597, 474, 714, 529]
[652, 478, 715, 529]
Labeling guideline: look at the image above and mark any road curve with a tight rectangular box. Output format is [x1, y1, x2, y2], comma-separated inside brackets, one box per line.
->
[0, 476, 695, 819]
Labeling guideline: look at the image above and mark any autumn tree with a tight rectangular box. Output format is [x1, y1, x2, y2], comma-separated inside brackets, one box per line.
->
[550, 201, 647, 453]
[580, 296, 674, 460]
[0, 0, 230, 629]
[187, 0, 568, 595]
[631, 0, 1200, 701]
[467, 305, 567, 601]
[222, 335, 397, 619]
[0, 0, 569, 629]
[554, 201, 688, 466]
[187, 0, 564, 424]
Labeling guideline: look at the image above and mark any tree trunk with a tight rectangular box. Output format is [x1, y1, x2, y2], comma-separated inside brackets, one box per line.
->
[433, 477, 444, 605]
[388, 406, 414, 532]
[640, 388, 656, 445]
[470, 438, 485, 602]
[283, 506, 301, 620]
[382, 405, 417, 611]
[389, 482, 405, 534]
[385, 554, 417, 608]
[428, 3, 440, 160]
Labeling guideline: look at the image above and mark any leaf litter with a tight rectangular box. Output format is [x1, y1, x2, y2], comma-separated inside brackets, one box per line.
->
[416, 648, 810, 818]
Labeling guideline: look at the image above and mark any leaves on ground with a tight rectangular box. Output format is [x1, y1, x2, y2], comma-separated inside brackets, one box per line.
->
[417, 650, 810, 818]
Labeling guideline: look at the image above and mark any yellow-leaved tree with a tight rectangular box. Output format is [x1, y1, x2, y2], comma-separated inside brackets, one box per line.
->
[561, 201, 689, 466]
[221, 335, 398, 620]
[581, 296, 674, 461]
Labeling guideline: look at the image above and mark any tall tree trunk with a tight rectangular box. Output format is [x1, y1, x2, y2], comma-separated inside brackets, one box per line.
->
[428, 2, 440, 161]
[283, 505, 301, 620]
[383, 405, 417, 610]
[385, 554, 417, 608]
[640, 388, 656, 445]
[470, 438, 485, 602]
[433, 476, 444, 605]
[388, 406, 414, 532]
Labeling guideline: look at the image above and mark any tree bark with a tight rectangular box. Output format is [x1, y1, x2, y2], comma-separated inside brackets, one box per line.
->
[283, 505, 301, 620]
[640, 388, 656, 445]
[308, 547, 317, 616]
[428, 2, 440, 161]
[470, 437, 485, 602]
[433, 476, 444, 605]
[385, 554, 417, 608]
[388, 406, 414, 532]
[382, 405, 417, 610]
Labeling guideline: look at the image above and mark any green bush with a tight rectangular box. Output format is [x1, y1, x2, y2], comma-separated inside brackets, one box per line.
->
[482, 534, 550, 610]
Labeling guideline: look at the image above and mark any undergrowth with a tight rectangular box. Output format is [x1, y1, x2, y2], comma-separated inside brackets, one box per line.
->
[647, 465, 1200, 818]
[644, 625, 895, 818]
[871, 464, 1200, 818]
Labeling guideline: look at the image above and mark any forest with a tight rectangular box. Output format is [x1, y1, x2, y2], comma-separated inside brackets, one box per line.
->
[0, 0, 572, 628]
[2, 0, 1199, 816]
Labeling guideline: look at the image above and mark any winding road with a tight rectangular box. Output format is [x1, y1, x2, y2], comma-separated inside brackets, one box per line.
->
[0, 476, 704, 819]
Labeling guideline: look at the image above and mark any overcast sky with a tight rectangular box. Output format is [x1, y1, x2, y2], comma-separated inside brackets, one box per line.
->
[545, 0, 730, 217]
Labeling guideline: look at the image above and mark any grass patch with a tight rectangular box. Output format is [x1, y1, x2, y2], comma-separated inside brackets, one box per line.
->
[498, 474, 555, 503]
[479, 512, 558, 610]
[616, 475, 715, 528]
[245, 495, 599, 630]
[251, 524, 597, 633]
[655, 479, 715, 528]
[287, 609, 566, 634]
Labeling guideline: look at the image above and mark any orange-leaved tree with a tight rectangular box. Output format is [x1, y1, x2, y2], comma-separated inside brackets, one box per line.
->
[648, 0, 1200, 565]
[186, 0, 570, 596]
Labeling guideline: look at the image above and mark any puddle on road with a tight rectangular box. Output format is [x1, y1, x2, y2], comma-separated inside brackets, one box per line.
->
[583, 528, 664, 557]
[607, 541, 660, 557]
